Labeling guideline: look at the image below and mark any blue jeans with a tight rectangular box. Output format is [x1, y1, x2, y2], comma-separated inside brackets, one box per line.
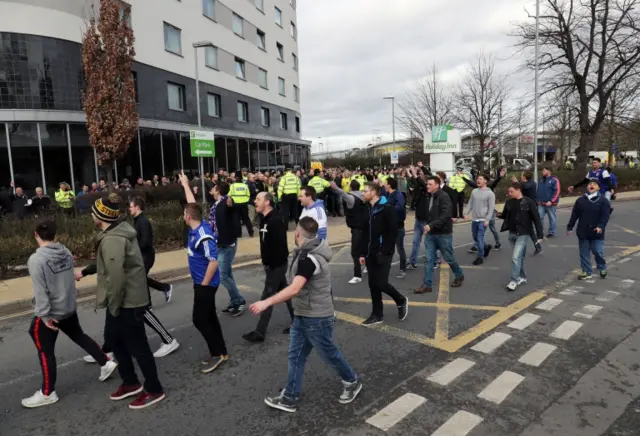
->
[578, 239, 606, 275]
[489, 211, 500, 245]
[396, 227, 407, 270]
[537, 205, 557, 236]
[284, 316, 357, 401]
[410, 220, 426, 265]
[423, 234, 464, 287]
[217, 245, 245, 306]
[472, 221, 487, 257]
[508, 233, 528, 281]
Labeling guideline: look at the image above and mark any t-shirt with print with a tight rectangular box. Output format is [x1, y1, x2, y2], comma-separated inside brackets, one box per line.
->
[187, 222, 220, 286]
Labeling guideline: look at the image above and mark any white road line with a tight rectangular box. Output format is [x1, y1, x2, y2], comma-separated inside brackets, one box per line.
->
[518, 342, 557, 367]
[365, 393, 426, 431]
[432, 410, 484, 436]
[618, 258, 631, 264]
[550, 320, 583, 340]
[574, 304, 603, 319]
[427, 358, 476, 386]
[471, 332, 511, 354]
[596, 290, 620, 302]
[507, 313, 540, 331]
[559, 286, 584, 296]
[585, 279, 596, 283]
[634, 252, 640, 257]
[621, 279, 635, 288]
[478, 371, 525, 404]
[535, 298, 563, 312]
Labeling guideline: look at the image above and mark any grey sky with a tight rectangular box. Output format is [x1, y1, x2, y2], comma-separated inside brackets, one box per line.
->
[297, 0, 535, 151]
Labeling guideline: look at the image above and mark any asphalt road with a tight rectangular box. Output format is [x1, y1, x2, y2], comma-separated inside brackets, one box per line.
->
[2, 201, 640, 436]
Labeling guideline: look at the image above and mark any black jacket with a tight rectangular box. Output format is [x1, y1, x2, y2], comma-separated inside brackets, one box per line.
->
[31, 195, 51, 215]
[359, 197, 398, 258]
[11, 194, 31, 219]
[254, 180, 265, 194]
[522, 180, 537, 201]
[133, 212, 155, 263]
[213, 197, 241, 247]
[425, 189, 454, 235]
[441, 185, 459, 219]
[498, 197, 543, 238]
[258, 209, 289, 268]
[413, 177, 430, 221]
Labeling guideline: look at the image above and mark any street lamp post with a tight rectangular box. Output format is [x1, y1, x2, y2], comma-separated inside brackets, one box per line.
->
[533, 0, 540, 182]
[383, 96, 396, 154]
[193, 41, 214, 202]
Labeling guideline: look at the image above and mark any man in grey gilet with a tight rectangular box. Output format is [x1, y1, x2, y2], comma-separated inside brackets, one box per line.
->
[249, 216, 363, 413]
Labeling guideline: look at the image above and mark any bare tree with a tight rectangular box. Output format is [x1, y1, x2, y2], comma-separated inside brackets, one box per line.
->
[397, 63, 453, 140]
[513, 0, 640, 168]
[452, 53, 512, 173]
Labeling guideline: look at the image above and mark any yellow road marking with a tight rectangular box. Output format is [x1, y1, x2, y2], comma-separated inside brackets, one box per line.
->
[612, 225, 640, 236]
[334, 311, 443, 348]
[435, 266, 450, 342]
[333, 297, 502, 311]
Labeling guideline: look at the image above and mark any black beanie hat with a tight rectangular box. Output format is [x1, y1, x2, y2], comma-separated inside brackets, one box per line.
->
[92, 193, 121, 223]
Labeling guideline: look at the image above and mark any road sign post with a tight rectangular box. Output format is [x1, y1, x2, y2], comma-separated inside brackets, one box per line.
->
[190, 130, 215, 202]
[391, 151, 399, 165]
[423, 124, 461, 177]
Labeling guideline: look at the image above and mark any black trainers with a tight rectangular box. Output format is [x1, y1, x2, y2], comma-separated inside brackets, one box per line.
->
[494, 243, 502, 250]
[362, 315, 383, 326]
[468, 246, 478, 253]
[282, 327, 291, 335]
[398, 297, 409, 321]
[264, 391, 297, 413]
[484, 245, 493, 258]
[242, 331, 265, 343]
[339, 379, 363, 404]
[534, 243, 543, 256]
[221, 305, 234, 314]
[229, 304, 245, 317]
[406, 264, 418, 270]
[472, 257, 484, 266]
[600, 269, 608, 279]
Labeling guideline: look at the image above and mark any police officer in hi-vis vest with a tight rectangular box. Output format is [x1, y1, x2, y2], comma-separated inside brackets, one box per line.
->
[230, 171, 254, 237]
[448, 167, 469, 219]
[277, 165, 301, 230]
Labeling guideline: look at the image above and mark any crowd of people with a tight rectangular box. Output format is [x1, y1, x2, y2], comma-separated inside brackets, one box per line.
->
[20, 157, 617, 413]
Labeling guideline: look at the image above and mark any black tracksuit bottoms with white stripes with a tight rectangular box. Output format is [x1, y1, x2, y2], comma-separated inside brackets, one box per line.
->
[102, 307, 173, 352]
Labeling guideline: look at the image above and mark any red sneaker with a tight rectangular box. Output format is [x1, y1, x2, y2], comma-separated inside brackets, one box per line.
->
[128, 391, 166, 410]
[110, 384, 143, 401]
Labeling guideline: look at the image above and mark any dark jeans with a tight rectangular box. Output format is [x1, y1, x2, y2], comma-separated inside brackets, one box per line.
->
[29, 313, 108, 395]
[280, 194, 299, 228]
[193, 284, 228, 357]
[455, 191, 465, 218]
[351, 228, 362, 278]
[396, 227, 407, 271]
[366, 255, 406, 318]
[106, 308, 163, 394]
[472, 221, 487, 257]
[237, 203, 254, 236]
[283, 316, 357, 401]
[144, 252, 170, 294]
[256, 264, 295, 336]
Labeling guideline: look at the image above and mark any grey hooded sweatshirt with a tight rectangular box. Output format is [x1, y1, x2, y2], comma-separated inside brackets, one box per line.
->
[287, 238, 334, 318]
[27, 243, 77, 322]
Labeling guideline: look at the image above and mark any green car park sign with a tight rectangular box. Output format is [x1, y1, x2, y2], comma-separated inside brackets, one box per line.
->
[189, 130, 215, 157]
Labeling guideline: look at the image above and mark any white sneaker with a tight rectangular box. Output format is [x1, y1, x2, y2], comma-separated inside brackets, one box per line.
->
[506, 281, 518, 291]
[153, 339, 180, 358]
[348, 277, 362, 284]
[84, 352, 114, 364]
[99, 360, 118, 382]
[362, 267, 368, 274]
[164, 285, 173, 304]
[21, 390, 59, 408]
[516, 277, 528, 286]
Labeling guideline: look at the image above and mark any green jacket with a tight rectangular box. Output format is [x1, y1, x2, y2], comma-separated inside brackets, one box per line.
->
[95, 221, 149, 316]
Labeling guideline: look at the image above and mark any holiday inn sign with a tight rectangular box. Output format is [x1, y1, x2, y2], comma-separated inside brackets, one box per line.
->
[424, 124, 462, 153]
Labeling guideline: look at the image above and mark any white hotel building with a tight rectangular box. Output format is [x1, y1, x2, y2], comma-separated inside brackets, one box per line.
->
[0, 0, 309, 194]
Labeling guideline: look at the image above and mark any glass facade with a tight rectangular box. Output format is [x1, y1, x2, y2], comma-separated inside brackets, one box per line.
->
[0, 123, 309, 193]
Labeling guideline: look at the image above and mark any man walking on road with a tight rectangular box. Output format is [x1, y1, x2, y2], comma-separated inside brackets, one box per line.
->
[88, 194, 165, 409]
[465, 167, 506, 252]
[359, 182, 409, 326]
[242, 192, 294, 343]
[331, 179, 367, 284]
[407, 166, 429, 270]
[299, 186, 328, 240]
[179, 173, 229, 374]
[466, 173, 496, 265]
[537, 167, 561, 238]
[230, 171, 254, 237]
[250, 217, 363, 413]
[497, 183, 543, 291]
[386, 177, 408, 278]
[567, 181, 611, 280]
[415, 177, 464, 294]
[448, 167, 469, 219]
[278, 165, 301, 229]
[512, 170, 543, 254]
[22, 220, 118, 408]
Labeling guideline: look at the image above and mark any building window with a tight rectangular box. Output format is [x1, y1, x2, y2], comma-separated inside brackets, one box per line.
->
[295, 116, 300, 133]
[167, 82, 185, 111]
[232, 13, 244, 37]
[237, 101, 249, 122]
[132, 71, 139, 103]
[275, 6, 282, 26]
[290, 22, 297, 40]
[292, 53, 298, 71]
[280, 112, 288, 130]
[261, 107, 270, 127]
[163, 22, 182, 55]
[276, 42, 284, 61]
[255, 0, 264, 12]
[293, 84, 299, 102]
[235, 58, 246, 80]
[205, 46, 218, 69]
[207, 93, 221, 117]
[278, 77, 286, 96]
[202, 0, 215, 20]
[259, 69, 268, 89]
[257, 29, 266, 50]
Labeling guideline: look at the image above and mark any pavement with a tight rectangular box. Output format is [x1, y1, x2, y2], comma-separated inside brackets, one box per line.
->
[2, 190, 639, 317]
[1, 199, 640, 435]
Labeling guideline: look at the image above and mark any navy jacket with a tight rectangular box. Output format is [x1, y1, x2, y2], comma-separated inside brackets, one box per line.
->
[386, 190, 406, 228]
[567, 193, 611, 240]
